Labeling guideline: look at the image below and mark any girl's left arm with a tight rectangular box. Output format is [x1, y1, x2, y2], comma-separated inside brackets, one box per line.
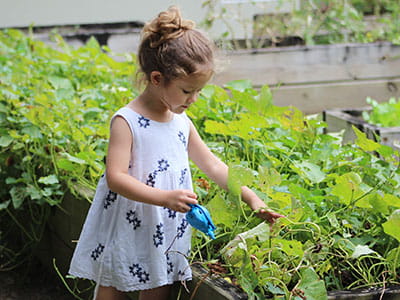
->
[188, 121, 284, 224]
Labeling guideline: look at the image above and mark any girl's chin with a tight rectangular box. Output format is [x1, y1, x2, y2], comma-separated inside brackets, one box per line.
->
[171, 106, 188, 114]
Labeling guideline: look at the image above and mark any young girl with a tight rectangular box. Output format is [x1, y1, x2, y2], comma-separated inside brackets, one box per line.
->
[69, 6, 284, 300]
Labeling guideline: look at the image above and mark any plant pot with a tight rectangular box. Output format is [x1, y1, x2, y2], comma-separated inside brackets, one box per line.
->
[323, 107, 400, 152]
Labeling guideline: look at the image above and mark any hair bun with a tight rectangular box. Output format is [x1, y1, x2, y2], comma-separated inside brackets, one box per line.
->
[142, 6, 195, 48]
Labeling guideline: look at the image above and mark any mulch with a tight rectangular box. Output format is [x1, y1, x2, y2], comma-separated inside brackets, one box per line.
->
[0, 261, 73, 300]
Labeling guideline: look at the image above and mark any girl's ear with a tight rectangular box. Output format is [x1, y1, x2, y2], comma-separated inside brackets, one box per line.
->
[150, 71, 163, 86]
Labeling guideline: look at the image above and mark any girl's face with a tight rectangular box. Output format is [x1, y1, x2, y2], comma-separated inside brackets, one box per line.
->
[158, 70, 212, 114]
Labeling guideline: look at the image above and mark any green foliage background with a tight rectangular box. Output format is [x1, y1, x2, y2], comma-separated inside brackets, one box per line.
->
[1, 29, 400, 299]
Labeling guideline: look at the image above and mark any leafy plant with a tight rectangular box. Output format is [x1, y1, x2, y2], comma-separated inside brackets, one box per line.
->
[362, 97, 400, 127]
[0, 29, 137, 269]
[201, 0, 400, 49]
[1, 30, 400, 300]
[188, 80, 400, 299]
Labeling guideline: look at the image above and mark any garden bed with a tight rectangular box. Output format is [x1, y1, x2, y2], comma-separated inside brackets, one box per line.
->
[1, 29, 400, 300]
[212, 42, 400, 114]
[323, 107, 400, 152]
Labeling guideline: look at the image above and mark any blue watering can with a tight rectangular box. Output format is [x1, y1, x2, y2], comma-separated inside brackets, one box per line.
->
[186, 204, 216, 239]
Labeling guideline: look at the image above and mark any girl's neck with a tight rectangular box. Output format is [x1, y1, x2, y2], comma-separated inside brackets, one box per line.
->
[128, 87, 173, 123]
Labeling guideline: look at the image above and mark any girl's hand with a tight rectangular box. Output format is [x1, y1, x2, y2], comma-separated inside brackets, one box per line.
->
[165, 189, 198, 213]
[255, 208, 285, 225]
[246, 194, 285, 225]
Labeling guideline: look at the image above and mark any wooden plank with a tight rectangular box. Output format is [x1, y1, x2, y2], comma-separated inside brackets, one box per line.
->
[324, 108, 400, 152]
[212, 42, 400, 86]
[270, 78, 400, 114]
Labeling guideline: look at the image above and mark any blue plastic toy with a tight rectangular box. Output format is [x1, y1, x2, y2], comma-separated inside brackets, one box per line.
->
[186, 204, 216, 239]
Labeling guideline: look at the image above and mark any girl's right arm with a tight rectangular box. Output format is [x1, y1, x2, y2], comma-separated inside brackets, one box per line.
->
[105, 116, 197, 212]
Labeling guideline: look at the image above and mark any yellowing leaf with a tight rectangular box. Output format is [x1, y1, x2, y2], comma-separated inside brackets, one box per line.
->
[353, 125, 380, 152]
[383, 210, 400, 242]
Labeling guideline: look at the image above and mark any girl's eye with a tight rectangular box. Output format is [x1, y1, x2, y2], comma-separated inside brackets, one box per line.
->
[182, 89, 191, 94]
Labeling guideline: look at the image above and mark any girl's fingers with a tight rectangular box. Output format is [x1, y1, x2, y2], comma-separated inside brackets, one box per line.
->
[256, 209, 285, 224]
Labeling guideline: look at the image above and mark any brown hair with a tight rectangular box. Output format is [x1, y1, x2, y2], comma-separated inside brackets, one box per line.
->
[137, 6, 215, 84]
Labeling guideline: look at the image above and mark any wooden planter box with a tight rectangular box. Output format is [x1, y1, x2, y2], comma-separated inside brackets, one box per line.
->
[211, 42, 400, 114]
[323, 107, 400, 152]
[29, 25, 400, 115]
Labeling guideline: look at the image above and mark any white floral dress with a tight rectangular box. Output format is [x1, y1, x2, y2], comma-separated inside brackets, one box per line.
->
[69, 107, 193, 292]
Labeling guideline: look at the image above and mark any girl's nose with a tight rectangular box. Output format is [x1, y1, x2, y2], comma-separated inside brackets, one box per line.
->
[187, 93, 198, 104]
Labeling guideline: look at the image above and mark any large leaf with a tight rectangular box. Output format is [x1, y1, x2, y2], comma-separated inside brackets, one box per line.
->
[227, 164, 254, 196]
[331, 172, 365, 205]
[206, 192, 239, 228]
[353, 125, 380, 152]
[351, 245, 377, 259]
[221, 222, 270, 266]
[296, 268, 327, 300]
[10, 186, 25, 209]
[224, 79, 252, 92]
[291, 161, 326, 184]
[382, 210, 400, 242]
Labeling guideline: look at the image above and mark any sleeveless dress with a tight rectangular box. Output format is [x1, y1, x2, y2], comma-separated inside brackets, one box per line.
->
[69, 107, 193, 292]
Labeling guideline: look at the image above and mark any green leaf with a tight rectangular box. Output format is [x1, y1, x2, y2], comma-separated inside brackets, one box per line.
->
[386, 247, 400, 268]
[239, 222, 270, 242]
[38, 174, 59, 185]
[382, 210, 400, 242]
[10, 186, 26, 209]
[228, 164, 254, 196]
[291, 161, 326, 184]
[0, 135, 13, 147]
[224, 79, 252, 92]
[204, 120, 230, 136]
[206, 192, 238, 228]
[273, 238, 304, 258]
[61, 152, 87, 164]
[221, 222, 270, 266]
[351, 245, 376, 259]
[369, 192, 389, 214]
[48, 75, 74, 90]
[331, 172, 364, 205]
[383, 194, 400, 208]
[353, 125, 380, 152]
[258, 166, 281, 190]
[56, 159, 76, 171]
[21, 125, 43, 139]
[0, 200, 11, 210]
[297, 268, 327, 300]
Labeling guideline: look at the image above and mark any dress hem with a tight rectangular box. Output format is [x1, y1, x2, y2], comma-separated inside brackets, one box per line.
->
[68, 269, 192, 292]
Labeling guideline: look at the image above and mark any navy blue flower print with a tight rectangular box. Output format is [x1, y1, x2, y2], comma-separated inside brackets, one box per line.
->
[178, 131, 186, 147]
[179, 168, 187, 185]
[90, 243, 105, 261]
[153, 223, 164, 248]
[137, 271, 150, 283]
[138, 116, 150, 128]
[164, 207, 177, 219]
[178, 269, 186, 277]
[129, 263, 150, 283]
[145, 159, 170, 188]
[104, 190, 117, 209]
[126, 210, 141, 230]
[146, 171, 157, 187]
[157, 159, 170, 172]
[166, 254, 174, 274]
[177, 218, 188, 239]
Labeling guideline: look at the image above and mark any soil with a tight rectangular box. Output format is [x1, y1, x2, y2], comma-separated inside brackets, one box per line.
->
[0, 261, 73, 300]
